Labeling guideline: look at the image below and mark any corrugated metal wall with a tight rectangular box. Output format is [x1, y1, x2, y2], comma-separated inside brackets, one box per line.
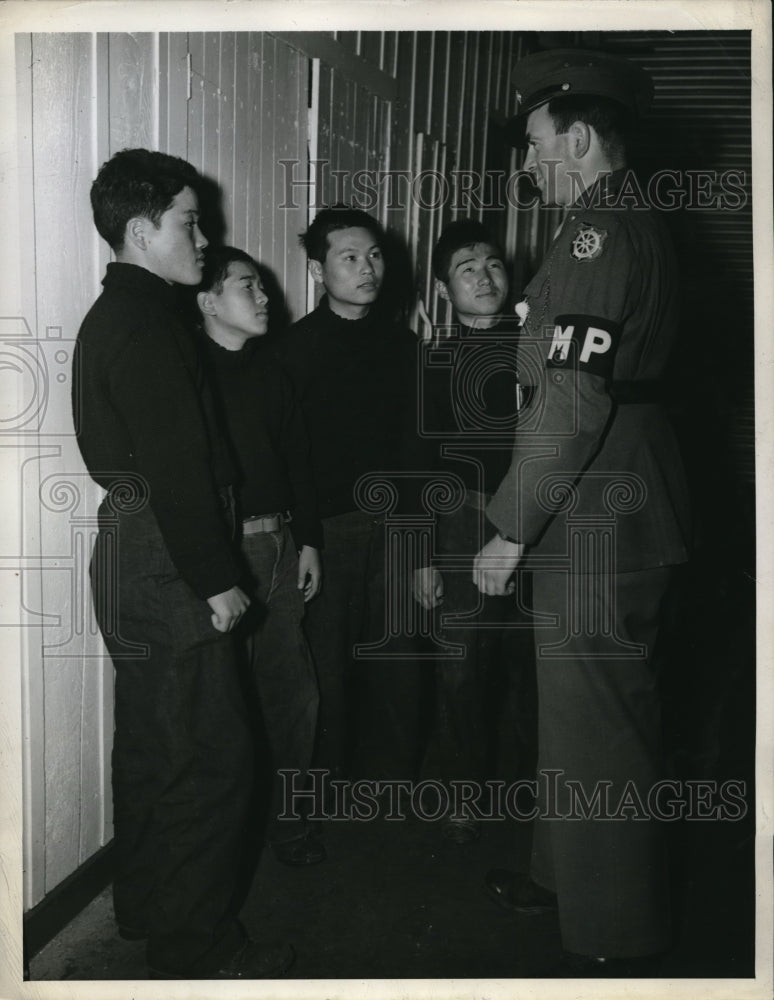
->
[603, 30, 754, 487]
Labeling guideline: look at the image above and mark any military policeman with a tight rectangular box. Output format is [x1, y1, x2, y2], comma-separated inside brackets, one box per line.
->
[473, 49, 691, 975]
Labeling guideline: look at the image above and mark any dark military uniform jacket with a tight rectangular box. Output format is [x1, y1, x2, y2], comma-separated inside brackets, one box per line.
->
[486, 170, 691, 573]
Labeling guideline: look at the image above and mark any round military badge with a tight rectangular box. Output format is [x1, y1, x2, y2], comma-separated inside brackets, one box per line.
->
[570, 224, 608, 261]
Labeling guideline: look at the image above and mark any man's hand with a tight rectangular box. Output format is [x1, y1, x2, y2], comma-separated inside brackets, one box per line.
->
[472, 535, 524, 596]
[412, 566, 444, 610]
[298, 545, 322, 602]
[207, 585, 250, 632]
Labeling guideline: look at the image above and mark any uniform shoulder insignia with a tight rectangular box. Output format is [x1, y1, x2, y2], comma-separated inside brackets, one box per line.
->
[570, 223, 608, 262]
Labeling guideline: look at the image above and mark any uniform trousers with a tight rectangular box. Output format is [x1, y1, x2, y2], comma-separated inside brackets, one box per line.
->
[90, 501, 252, 976]
[240, 523, 319, 844]
[529, 566, 673, 958]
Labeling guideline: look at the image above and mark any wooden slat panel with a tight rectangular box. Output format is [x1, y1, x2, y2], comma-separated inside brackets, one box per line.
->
[388, 32, 415, 241]
[16, 31, 45, 910]
[30, 33, 100, 889]
[272, 31, 397, 102]
[187, 33, 205, 173]
[429, 31, 450, 141]
[336, 31, 359, 54]
[218, 32, 236, 239]
[463, 33, 480, 178]
[285, 47, 311, 321]
[244, 32, 264, 258]
[272, 35, 292, 288]
[475, 32, 494, 221]
[158, 33, 188, 159]
[446, 32, 466, 160]
[201, 33, 221, 185]
[413, 33, 433, 137]
[108, 33, 156, 153]
[317, 61, 333, 191]
[383, 32, 398, 76]
[360, 31, 382, 68]
[258, 34, 277, 262]
[231, 32, 251, 252]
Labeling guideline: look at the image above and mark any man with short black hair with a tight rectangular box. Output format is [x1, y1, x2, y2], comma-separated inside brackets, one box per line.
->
[475, 50, 691, 974]
[279, 206, 420, 786]
[409, 219, 535, 844]
[196, 245, 325, 866]
[75, 149, 293, 980]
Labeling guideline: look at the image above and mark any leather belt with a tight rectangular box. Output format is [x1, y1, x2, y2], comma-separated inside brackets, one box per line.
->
[242, 510, 292, 535]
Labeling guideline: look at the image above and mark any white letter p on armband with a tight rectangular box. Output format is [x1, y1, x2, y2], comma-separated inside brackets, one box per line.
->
[579, 327, 612, 364]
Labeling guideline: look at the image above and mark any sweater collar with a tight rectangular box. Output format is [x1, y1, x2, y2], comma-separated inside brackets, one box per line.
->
[103, 261, 182, 308]
[318, 294, 377, 330]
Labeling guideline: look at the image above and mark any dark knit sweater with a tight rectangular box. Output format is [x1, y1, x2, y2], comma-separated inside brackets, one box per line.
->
[200, 334, 322, 550]
[73, 262, 239, 599]
[276, 297, 416, 519]
[402, 318, 523, 502]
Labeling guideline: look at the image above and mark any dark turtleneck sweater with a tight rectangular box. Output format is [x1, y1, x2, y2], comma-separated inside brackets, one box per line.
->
[276, 296, 416, 520]
[399, 317, 524, 509]
[73, 262, 239, 600]
[200, 333, 322, 550]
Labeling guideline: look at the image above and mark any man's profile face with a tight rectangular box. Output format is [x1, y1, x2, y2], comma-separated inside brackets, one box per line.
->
[312, 226, 385, 320]
[142, 186, 208, 285]
[439, 242, 509, 325]
[523, 104, 579, 208]
[208, 261, 269, 344]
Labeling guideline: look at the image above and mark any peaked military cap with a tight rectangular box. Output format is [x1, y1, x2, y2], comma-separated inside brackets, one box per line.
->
[512, 48, 654, 118]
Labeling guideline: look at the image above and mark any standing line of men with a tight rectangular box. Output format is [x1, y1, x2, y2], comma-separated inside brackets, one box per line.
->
[73, 44, 690, 982]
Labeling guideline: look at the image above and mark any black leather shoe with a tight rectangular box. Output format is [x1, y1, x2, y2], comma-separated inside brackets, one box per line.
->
[484, 869, 558, 914]
[149, 940, 295, 979]
[272, 832, 327, 866]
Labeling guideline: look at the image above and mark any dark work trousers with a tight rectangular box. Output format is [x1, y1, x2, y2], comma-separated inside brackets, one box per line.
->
[90, 500, 252, 976]
[303, 510, 421, 782]
[429, 498, 536, 790]
[529, 566, 673, 959]
[240, 523, 319, 845]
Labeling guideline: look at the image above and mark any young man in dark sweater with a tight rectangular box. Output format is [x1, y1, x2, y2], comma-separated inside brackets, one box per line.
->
[73, 149, 293, 979]
[277, 207, 420, 790]
[409, 219, 535, 843]
[196, 245, 324, 866]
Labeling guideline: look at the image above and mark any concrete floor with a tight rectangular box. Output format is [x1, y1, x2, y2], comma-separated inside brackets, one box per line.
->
[28, 559, 759, 987]
[29, 797, 755, 984]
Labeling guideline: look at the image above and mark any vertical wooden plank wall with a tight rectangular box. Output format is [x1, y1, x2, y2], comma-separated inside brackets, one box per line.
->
[385, 32, 525, 326]
[19, 32, 116, 906]
[185, 33, 310, 322]
[20, 30, 161, 908]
